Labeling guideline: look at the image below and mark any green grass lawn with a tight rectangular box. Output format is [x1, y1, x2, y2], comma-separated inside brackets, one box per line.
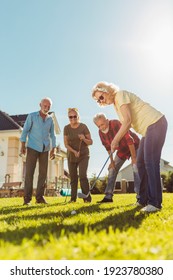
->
[0, 193, 173, 260]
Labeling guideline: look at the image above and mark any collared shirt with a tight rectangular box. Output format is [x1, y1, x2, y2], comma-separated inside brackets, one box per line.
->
[99, 120, 140, 160]
[20, 111, 56, 152]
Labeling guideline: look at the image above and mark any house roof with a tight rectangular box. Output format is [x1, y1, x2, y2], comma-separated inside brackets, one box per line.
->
[0, 110, 61, 134]
[119, 158, 173, 173]
[0, 111, 21, 130]
[10, 114, 28, 127]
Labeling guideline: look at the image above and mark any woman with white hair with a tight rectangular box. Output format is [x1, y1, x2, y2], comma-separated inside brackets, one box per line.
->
[92, 81, 167, 212]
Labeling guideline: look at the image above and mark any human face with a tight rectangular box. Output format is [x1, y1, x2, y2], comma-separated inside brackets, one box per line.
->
[94, 91, 114, 106]
[95, 118, 109, 133]
[40, 99, 51, 115]
[68, 110, 78, 123]
[94, 91, 106, 105]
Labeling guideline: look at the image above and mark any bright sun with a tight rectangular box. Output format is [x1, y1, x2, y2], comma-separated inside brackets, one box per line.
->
[130, 3, 173, 86]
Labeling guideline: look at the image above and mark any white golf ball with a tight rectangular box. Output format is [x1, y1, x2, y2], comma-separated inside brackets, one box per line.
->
[71, 210, 77, 215]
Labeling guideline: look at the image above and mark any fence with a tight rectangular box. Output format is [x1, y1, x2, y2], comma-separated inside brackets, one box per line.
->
[0, 175, 70, 198]
[45, 176, 70, 196]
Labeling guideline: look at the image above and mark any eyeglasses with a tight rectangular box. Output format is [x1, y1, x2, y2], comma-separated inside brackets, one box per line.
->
[97, 94, 104, 103]
[69, 115, 77, 119]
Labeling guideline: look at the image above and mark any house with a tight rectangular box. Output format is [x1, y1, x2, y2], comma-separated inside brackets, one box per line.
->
[116, 159, 173, 182]
[0, 110, 67, 190]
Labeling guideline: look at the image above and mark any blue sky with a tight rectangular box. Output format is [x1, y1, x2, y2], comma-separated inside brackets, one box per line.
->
[0, 0, 173, 176]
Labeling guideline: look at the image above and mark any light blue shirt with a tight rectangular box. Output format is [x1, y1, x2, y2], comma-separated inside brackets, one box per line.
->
[20, 111, 56, 152]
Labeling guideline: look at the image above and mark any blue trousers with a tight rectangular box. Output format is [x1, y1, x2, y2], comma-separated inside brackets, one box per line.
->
[137, 116, 168, 208]
[104, 154, 140, 200]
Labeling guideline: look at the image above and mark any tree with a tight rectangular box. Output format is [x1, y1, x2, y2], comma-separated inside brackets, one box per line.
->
[161, 171, 173, 192]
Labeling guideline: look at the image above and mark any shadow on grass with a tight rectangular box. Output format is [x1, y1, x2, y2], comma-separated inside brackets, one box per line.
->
[0, 201, 148, 245]
[0, 202, 62, 216]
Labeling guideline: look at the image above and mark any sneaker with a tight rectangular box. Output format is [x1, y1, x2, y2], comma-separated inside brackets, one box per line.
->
[23, 202, 31, 206]
[68, 200, 76, 203]
[84, 194, 92, 203]
[36, 198, 48, 204]
[133, 202, 144, 207]
[140, 204, 160, 213]
[97, 197, 113, 203]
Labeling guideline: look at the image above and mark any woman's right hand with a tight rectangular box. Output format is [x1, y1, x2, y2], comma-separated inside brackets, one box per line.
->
[74, 150, 80, 157]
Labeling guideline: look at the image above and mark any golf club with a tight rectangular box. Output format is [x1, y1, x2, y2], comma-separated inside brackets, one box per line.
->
[78, 152, 113, 199]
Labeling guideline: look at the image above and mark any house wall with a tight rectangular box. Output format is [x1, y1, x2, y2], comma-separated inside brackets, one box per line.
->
[116, 159, 173, 182]
[0, 113, 65, 189]
[160, 160, 173, 172]
[47, 156, 65, 184]
[0, 137, 8, 185]
[21, 153, 66, 188]
[117, 164, 134, 181]
[7, 137, 22, 182]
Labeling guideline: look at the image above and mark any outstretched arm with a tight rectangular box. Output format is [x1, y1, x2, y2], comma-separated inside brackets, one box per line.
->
[111, 104, 132, 152]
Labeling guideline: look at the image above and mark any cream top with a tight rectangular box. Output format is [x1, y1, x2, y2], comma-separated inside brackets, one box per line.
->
[114, 90, 163, 136]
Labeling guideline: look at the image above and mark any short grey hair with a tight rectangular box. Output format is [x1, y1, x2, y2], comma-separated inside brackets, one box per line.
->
[41, 97, 53, 106]
[93, 113, 107, 124]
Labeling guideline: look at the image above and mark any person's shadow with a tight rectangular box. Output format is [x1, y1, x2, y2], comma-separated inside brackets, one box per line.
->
[0, 203, 146, 245]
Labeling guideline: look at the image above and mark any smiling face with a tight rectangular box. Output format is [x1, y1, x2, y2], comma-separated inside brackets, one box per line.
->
[95, 117, 109, 133]
[68, 109, 79, 124]
[94, 91, 114, 106]
[40, 99, 51, 115]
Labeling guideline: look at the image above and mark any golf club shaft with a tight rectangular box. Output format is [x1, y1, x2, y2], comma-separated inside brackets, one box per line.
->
[78, 152, 113, 199]
[90, 151, 113, 190]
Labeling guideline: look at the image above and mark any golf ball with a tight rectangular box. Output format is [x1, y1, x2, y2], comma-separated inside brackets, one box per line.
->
[71, 210, 77, 215]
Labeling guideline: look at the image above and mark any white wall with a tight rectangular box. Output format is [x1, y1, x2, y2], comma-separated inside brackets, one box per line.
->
[117, 159, 173, 182]
[0, 137, 8, 186]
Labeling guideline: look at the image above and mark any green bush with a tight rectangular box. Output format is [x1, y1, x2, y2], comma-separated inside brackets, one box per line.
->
[161, 171, 173, 192]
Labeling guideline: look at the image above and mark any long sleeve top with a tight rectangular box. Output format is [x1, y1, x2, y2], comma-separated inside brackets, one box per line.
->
[99, 119, 140, 160]
[20, 111, 56, 152]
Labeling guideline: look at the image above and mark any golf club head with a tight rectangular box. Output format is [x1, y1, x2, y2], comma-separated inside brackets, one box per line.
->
[78, 192, 90, 199]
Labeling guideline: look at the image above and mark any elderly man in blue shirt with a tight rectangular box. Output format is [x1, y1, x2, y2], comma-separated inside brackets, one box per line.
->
[20, 97, 56, 205]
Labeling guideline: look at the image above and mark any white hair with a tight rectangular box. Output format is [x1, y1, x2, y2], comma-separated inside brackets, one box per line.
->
[93, 113, 107, 124]
[41, 97, 53, 106]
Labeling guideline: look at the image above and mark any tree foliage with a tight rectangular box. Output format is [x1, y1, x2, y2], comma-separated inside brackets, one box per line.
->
[161, 171, 173, 192]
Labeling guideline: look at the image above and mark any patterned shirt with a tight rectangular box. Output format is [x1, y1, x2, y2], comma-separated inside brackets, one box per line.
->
[99, 120, 140, 160]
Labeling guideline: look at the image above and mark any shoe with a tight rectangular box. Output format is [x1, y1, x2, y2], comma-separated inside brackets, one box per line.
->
[133, 202, 144, 207]
[68, 200, 76, 203]
[84, 199, 92, 203]
[84, 194, 92, 203]
[36, 198, 48, 204]
[23, 202, 31, 206]
[97, 197, 113, 203]
[140, 204, 160, 213]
